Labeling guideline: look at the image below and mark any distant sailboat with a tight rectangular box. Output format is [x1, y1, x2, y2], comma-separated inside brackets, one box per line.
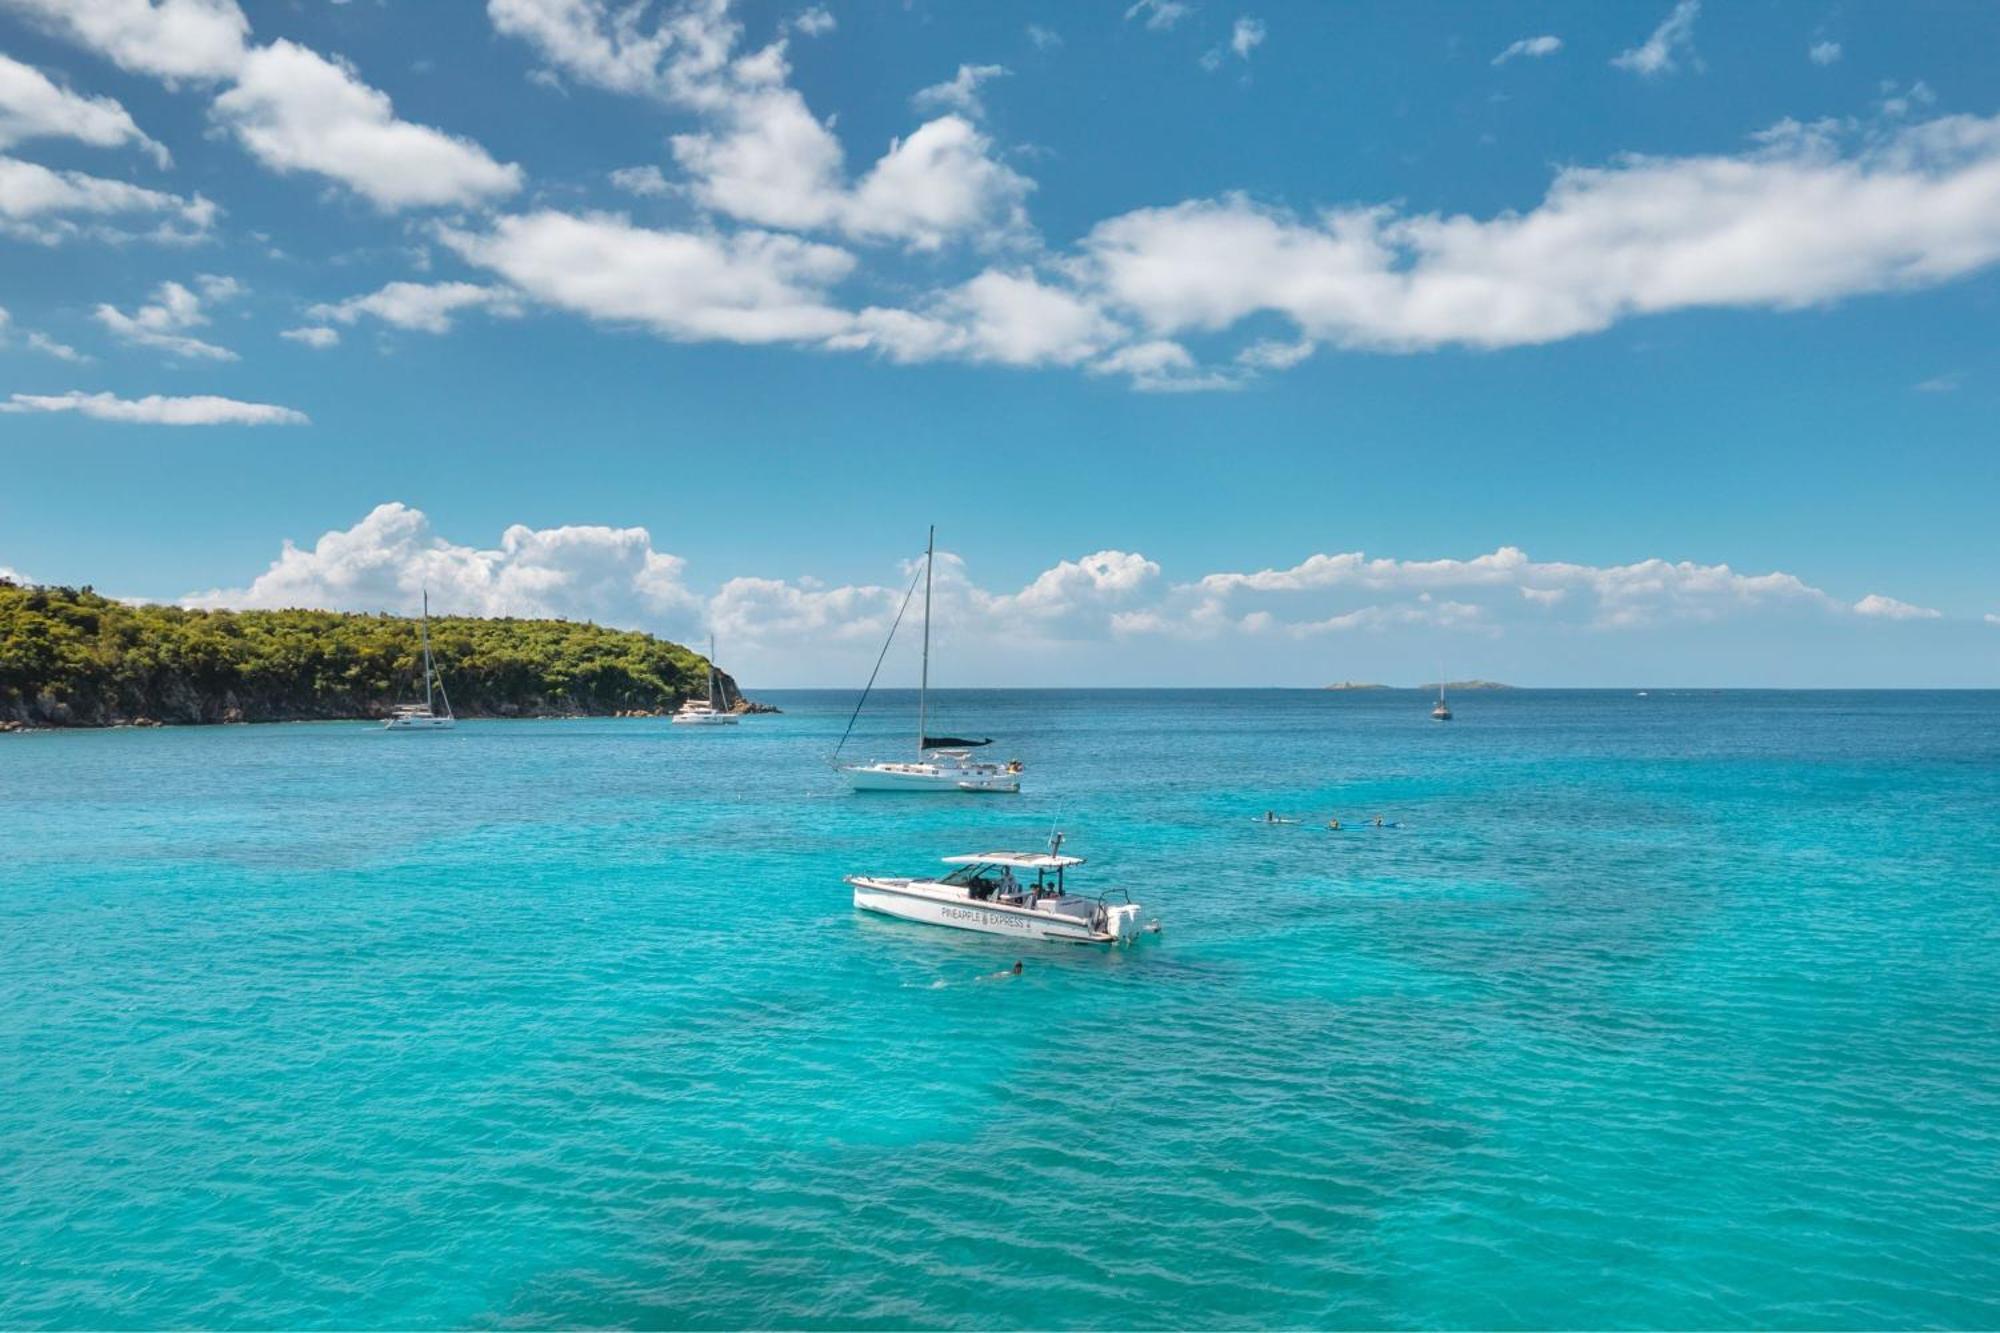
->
[1431, 671, 1452, 722]
[385, 590, 455, 730]
[835, 526, 1021, 793]
[672, 633, 740, 726]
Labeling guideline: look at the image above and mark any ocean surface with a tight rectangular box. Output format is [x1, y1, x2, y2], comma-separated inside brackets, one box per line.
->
[4, 689, 1998, 1329]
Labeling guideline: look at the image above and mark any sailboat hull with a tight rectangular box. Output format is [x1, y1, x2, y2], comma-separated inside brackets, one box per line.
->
[841, 762, 1019, 793]
[384, 714, 455, 730]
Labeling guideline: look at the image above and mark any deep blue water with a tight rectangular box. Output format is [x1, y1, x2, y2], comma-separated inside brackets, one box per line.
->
[3, 689, 1998, 1328]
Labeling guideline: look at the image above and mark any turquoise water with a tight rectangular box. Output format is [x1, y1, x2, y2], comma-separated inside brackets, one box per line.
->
[4, 690, 1998, 1328]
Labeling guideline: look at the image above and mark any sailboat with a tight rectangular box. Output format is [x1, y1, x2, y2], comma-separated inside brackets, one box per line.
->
[835, 526, 1021, 793]
[1431, 675, 1453, 722]
[384, 590, 455, 730]
[672, 633, 740, 726]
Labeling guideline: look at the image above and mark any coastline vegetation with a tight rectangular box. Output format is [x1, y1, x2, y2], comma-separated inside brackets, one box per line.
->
[0, 579, 739, 727]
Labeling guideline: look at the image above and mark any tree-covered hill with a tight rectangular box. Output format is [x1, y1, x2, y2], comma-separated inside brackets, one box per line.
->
[0, 580, 746, 727]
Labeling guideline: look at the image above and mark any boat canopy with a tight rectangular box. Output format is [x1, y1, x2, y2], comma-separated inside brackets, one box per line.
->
[940, 851, 1085, 869]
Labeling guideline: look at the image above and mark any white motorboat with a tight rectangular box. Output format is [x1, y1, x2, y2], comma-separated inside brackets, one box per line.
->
[384, 591, 455, 731]
[847, 835, 1149, 944]
[672, 633, 740, 726]
[835, 525, 1020, 793]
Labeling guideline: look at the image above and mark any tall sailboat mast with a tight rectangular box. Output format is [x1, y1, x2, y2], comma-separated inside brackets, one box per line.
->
[708, 632, 720, 709]
[421, 589, 434, 712]
[917, 524, 934, 758]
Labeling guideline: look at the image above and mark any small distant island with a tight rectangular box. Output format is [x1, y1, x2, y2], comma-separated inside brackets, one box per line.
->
[1323, 680, 1516, 691]
[0, 579, 762, 729]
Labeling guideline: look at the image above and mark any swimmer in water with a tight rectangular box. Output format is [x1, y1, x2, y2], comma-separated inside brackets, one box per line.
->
[1327, 818, 1341, 830]
[979, 960, 1024, 981]
[1373, 815, 1384, 828]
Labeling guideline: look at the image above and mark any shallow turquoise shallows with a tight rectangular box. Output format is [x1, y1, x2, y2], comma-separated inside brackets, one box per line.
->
[4, 690, 1998, 1328]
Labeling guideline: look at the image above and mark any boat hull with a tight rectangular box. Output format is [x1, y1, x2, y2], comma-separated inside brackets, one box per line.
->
[847, 877, 1140, 944]
[841, 763, 1019, 793]
[383, 715, 455, 730]
[671, 713, 739, 726]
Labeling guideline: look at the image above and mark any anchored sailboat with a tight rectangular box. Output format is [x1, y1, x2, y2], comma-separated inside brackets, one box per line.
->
[672, 633, 740, 726]
[384, 590, 455, 730]
[1431, 675, 1453, 722]
[835, 526, 1020, 793]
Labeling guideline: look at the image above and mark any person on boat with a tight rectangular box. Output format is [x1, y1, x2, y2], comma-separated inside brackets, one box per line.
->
[1000, 867, 1019, 897]
[1264, 811, 1277, 823]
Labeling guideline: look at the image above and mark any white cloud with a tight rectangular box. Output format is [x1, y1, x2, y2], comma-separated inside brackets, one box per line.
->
[211, 40, 523, 210]
[307, 281, 523, 334]
[912, 63, 1008, 119]
[3, 389, 307, 425]
[94, 275, 242, 361]
[609, 163, 672, 197]
[0, 154, 216, 243]
[1027, 25, 1063, 51]
[1853, 593, 1941, 620]
[844, 115, 1032, 251]
[1235, 336, 1313, 370]
[27, 330, 88, 362]
[1230, 17, 1265, 60]
[1808, 40, 1842, 67]
[1493, 35, 1562, 66]
[841, 268, 1123, 367]
[0, 305, 89, 361]
[280, 325, 339, 349]
[187, 501, 700, 625]
[1914, 372, 1961, 392]
[0, 52, 170, 166]
[1613, 0, 1700, 77]
[1079, 112, 2000, 352]
[1092, 339, 1239, 392]
[1985, 613, 2000, 627]
[788, 6, 834, 38]
[493, 0, 1030, 250]
[441, 208, 855, 345]
[1125, 0, 1193, 33]
[3, 0, 251, 82]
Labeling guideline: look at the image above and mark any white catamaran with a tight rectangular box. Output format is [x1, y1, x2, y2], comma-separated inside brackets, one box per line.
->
[672, 633, 740, 726]
[384, 590, 455, 731]
[847, 833, 1150, 944]
[835, 526, 1020, 792]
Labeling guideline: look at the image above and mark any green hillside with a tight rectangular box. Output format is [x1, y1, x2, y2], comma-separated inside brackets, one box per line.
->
[0, 580, 743, 727]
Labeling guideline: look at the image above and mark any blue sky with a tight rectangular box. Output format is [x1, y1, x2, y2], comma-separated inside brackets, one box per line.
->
[0, 0, 1995, 686]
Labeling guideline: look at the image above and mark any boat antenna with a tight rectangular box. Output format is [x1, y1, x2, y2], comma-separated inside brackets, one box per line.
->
[917, 524, 934, 760]
[828, 551, 926, 766]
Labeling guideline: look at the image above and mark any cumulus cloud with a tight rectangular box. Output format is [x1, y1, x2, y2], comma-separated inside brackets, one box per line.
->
[1852, 593, 1941, 620]
[0, 154, 215, 243]
[1078, 112, 2000, 352]
[0, 52, 170, 165]
[280, 325, 339, 348]
[912, 63, 1008, 119]
[162, 506, 1968, 683]
[1493, 35, 1562, 66]
[3, 0, 251, 83]
[211, 41, 523, 210]
[1125, 0, 1193, 33]
[307, 281, 523, 334]
[1230, 17, 1266, 59]
[1612, 0, 1700, 77]
[3, 389, 307, 424]
[1808, 40, 1842, 67]
[788, 6, 834, 38]
[610, 163, 672, 197]
[441, 209, 855, 345]
[16, 2, 523, 214]
[94, 275, 243, 360]
[491, 0, 1030, 250]
[839, 268, 1124, 367]
[187, 501, 700, 626]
